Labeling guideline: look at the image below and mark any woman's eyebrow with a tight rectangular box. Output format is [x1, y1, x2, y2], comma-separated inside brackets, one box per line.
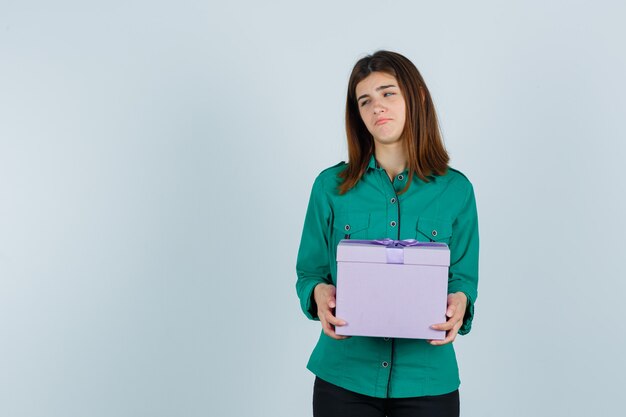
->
[357, 85, 397, 102]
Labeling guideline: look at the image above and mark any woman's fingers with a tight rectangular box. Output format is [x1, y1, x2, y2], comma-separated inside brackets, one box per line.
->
[430, 312, 460, 331]
[316, 288, 350, 340]
[326, 310, 347, 327]
[429, 328, 455, 346]
[429, 320, 462, 345]
[429, 296, 466, 345]
[321, 311, 350, 340]
[430, 319, 454, 331]
[446, 303, 456, 318]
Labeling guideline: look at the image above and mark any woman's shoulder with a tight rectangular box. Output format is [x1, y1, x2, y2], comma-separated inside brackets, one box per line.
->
[318, 160, 347, 176]
[308, 161, 347, 197]
[314, 161, 347, 184]
[438, 166, 475, 192]
[444, 166, 472, 182]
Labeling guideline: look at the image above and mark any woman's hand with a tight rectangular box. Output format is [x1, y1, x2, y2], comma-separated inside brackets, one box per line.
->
[313, 283, 350, 340]
[428, 292, 467, 346]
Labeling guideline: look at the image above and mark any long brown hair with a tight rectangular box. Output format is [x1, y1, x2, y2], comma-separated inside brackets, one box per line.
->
[338, 50, 449, 195]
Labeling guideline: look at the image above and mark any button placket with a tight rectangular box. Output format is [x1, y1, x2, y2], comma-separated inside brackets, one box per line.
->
[380, 169, 400, 239]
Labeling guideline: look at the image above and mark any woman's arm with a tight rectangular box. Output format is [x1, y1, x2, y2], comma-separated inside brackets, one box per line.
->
[429, 181, 480, 345]
[295, 176, 349, 340]
[295, 176, 332, 320]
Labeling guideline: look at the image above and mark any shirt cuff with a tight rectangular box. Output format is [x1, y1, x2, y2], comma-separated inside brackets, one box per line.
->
[447, 287, 477, 336]
[458, 291, 474, 335]
[300, 279, 323, 321]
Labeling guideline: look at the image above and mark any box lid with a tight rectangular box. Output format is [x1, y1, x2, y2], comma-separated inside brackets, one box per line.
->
[336, 239, 450, 267]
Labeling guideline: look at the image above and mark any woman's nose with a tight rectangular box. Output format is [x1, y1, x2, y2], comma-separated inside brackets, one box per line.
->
[373, 100, 385, 114]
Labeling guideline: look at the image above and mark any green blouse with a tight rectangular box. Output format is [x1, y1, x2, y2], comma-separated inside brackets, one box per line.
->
[295, 154, 480, 398]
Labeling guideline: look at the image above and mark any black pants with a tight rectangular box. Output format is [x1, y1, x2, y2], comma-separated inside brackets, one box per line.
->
[313, 376, 459, 417]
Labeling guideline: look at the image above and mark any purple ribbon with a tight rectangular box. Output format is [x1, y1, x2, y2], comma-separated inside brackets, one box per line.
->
[346, 238, 445, 264]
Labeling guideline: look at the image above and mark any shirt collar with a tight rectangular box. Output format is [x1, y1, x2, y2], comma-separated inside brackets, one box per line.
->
[367, 154, 379, 171]
[367, 153, 439, 182]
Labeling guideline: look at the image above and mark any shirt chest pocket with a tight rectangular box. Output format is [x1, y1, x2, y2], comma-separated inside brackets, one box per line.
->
[333, 212, 371, 240]
[416, 217, 453, 244]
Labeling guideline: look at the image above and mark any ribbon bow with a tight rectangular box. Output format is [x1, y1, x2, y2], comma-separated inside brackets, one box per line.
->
[346, 238, 444, 264]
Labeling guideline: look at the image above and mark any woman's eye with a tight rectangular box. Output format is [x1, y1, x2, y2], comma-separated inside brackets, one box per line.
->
[384, 92, 395, 97]
[360, 100, 369, 107]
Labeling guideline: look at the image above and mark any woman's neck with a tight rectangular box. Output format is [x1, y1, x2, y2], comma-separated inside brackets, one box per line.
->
[374, 143, 406, 181]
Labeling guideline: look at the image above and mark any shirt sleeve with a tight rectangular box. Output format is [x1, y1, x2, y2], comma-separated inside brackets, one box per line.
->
[295, 176, 333, 321]
[447, 181, 480, 335]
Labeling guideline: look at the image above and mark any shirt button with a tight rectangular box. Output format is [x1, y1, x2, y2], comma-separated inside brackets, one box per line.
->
[431, 230, 438, 237]
[345, 224, 351, 231]
[390, 197, 396, 204]
[382, 361, 389, 368]
[383, 337, 390, 341]
[398, 174, 404, 181]
[390, 221, 396, 227]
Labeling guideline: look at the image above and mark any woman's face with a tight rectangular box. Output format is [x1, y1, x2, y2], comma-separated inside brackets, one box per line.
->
[355, 71, 406, 147]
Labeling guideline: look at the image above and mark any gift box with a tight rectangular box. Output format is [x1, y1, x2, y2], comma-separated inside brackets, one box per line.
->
[335, 239, 450, 339]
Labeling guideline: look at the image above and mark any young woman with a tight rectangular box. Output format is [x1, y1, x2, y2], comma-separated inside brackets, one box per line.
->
[296, 50, 479, 417]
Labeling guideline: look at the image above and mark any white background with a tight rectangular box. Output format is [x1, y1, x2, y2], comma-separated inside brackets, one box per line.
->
[1, 1, 625, 416]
